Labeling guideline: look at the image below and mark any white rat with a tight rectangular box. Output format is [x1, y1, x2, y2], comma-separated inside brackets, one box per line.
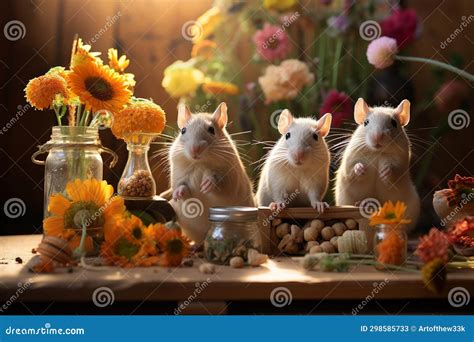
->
[166, 102, 255, 244]
[256, 109, 332, 213]
[334, 98, 420, 230]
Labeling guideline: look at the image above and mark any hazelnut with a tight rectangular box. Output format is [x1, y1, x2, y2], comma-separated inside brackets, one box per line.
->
[304, 226, 319, 241]
[305, 241, 319, 252]
[310, 219, 325, 231]
[290, 224, 304, 243]
[309, 245, 323, 254]
[321, 226, 335, 241]
[230, 256, 244, 268]
[247, 249, 268, 266]
[345, 218, 358, 230]
[332, 222, 347, 236]
[275, 223, 290, 238]
[199, 263, 216, 274]
[330, 236, 339, 248]
[320, 241, 336, 253]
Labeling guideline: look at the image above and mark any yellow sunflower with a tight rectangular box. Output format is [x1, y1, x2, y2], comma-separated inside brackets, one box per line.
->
[370, 200, 412, 226]
[67, 60, 132, 113]
[43, 179, 126, 243]
[111, 98, 166, 139]
[203, 81, 239, 95]
[191, 40, 217, 59]
[108, 48, 130, 73]
[70, 38, 102, 68]
[25, 73, 69, 110]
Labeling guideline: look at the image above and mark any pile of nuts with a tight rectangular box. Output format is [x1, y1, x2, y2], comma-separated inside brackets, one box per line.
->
[118, 170, 155, 197]
[273, 218, 359, 255]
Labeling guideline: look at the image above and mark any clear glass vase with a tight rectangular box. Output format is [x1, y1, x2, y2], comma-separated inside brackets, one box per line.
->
[118, 133, 158, 198]
[373, 224, 408, 269]
[32, 126, 118, 218]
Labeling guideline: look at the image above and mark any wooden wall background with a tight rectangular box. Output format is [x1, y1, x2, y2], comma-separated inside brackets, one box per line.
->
[0, 0, 472, 235]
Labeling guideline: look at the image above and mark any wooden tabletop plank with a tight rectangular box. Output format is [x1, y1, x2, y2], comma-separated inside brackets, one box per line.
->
[0, 235, 473, 302]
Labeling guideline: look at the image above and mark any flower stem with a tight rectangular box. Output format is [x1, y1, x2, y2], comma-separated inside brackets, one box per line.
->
[332, 38, 343, 88]
[394, 55, 474, 82]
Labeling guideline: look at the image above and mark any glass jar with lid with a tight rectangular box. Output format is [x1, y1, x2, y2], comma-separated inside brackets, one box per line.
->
[204, 206, 261, 265]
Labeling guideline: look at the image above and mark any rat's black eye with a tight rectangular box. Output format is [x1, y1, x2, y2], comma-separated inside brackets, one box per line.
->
[391, 118, 397, 128]
[364, 119, 369, 127]
[285, 132, 291, 140]
[312, 132, 318, 141]
[181, 127, 187, 134]
[208, 126, 215, 135]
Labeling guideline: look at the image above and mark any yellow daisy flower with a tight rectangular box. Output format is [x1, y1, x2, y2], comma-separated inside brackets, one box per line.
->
[108, 48, 130, 73]
[369, 200, 412, 226]
[67, 60, 132, 113]
[70, 38, 102, 68]
[43, 179, 126, 242]
[162, 60, 204, 98]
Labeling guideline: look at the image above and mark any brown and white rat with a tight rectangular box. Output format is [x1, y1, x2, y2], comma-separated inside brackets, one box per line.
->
[256, 109, 332, 213]
[166, 102, 255, 244]
[334, 98, 420, 230]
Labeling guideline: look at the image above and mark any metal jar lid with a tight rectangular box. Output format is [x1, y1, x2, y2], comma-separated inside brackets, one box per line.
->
[209, 206, 258, 222]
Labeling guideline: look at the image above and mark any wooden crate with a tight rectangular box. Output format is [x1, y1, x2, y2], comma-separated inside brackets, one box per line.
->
[258, 206, 372, 256]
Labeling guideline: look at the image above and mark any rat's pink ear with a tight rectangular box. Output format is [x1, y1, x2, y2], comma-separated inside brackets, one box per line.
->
[177, 104, 192, 129]
[395, 99, 410, 126]
[316, 113, 332, 138]
[354, 98, 369, 124]
[278, 109, 293, 135]
[212, 102, 228, 129]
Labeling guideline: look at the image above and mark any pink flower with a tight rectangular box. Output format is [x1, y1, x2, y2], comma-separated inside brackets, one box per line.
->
[319, 90, 352, 127]
[366, 36, 398, 69]
[380, 9, 418, 49]
[253, 23, 291, 62]
[258, 59, 314, 103]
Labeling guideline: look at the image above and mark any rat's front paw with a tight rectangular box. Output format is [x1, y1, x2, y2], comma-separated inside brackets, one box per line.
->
[353, 163, 366, 177]
[379, 165, 393, 183]
[269, 202, 286, 211]
[172, 185, 188, 201]
[200, 176, 216, 194]
[311, 201, 329, 213]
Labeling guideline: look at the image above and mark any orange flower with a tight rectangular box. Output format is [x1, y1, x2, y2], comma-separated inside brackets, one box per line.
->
[376, 230, 405, 265]
[157, 229, 190, 267]
[415, 228, 450, 263]
[370, 201, 412, 226]
[191, 40, 216, 59]
[202, 81, 239, 95]
[111, 98, 166, 140]
[25, 73, 69, 110]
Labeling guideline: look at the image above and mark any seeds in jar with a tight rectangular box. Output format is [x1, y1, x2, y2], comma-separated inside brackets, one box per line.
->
[118, 170, 154, 197]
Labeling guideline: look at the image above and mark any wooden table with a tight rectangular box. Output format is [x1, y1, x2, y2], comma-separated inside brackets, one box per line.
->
[1, 235, 473, 314]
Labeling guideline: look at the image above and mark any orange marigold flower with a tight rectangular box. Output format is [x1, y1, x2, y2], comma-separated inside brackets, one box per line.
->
[202, 81, 239, 96]
[25, 73, 69, 110]
[112, 98, 166, 140]
[415, 228, 450, 263]
[376, 230, 405, 265]
[157, 229, 191, 267]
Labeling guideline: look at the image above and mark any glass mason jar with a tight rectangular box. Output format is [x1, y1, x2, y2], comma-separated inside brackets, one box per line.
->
[373, 224, 408, 268]
[204, 207, 261, 265]
[32, 126, 117, 218]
